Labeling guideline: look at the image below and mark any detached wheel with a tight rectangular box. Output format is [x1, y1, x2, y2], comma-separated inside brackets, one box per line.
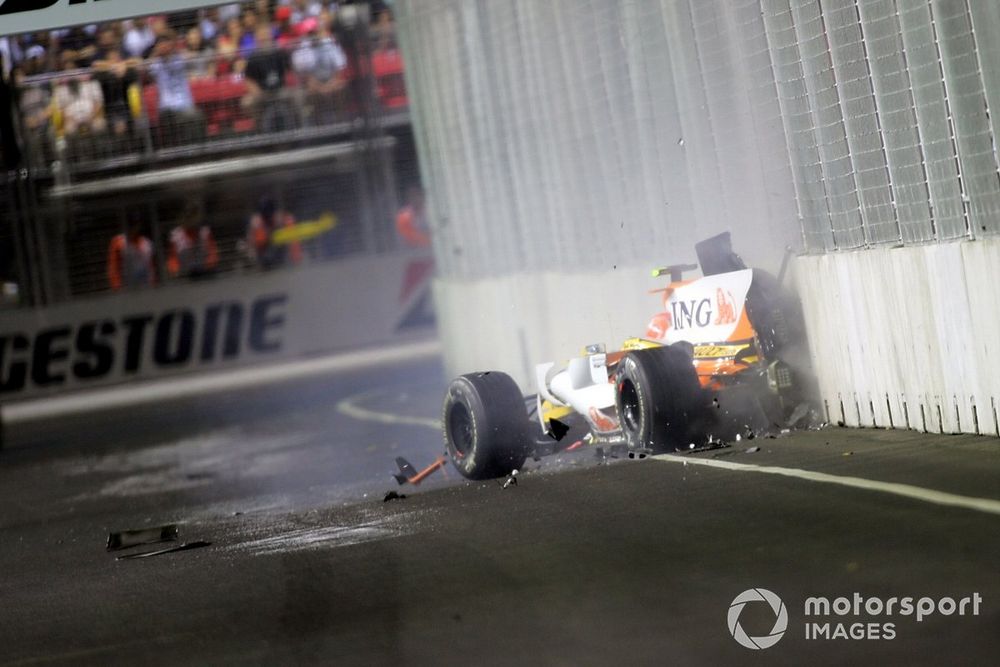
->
[443, 371, 530, 480]
[615, 345, 710, 451]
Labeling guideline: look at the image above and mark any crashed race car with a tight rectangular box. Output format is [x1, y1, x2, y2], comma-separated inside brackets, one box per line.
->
[441, 233, 816, 480]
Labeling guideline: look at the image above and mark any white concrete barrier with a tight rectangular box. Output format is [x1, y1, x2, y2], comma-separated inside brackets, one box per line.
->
[793, 240, 1000, 436]
[433, 265, 673, 391]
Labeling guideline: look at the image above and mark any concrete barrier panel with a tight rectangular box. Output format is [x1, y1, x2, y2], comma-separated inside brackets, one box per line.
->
[793, 240, 1000, 435]
[434, 265, 675, 392]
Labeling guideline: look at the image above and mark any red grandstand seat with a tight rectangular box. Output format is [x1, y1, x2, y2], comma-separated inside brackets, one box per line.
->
[232, 118, 256, 133]
[190, 78, 250, 135]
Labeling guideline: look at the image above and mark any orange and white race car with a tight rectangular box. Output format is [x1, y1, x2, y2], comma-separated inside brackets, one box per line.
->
[442, 233, 816, 480]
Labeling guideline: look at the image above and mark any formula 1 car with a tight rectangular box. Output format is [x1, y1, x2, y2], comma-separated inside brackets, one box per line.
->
[441, 233, 816, 480]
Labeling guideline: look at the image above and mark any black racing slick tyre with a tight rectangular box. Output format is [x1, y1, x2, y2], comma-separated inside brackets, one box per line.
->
[443, 371, 530, 480]
[615, 346, 711, 452]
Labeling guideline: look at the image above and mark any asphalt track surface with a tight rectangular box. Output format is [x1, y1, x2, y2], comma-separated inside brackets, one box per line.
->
[1, 349, 999, 665]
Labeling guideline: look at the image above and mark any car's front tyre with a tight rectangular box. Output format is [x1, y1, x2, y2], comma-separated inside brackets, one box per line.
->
[615, 345, 711, 451]
[443, 371, 530, 480]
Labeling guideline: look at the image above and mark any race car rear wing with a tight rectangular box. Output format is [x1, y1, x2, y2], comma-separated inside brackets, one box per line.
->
[695, 232, 747, 276]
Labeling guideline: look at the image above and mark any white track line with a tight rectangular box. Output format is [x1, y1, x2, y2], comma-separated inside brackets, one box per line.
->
[4, 339, 442, 423]
[654, 454, 1000, 517]
[336, 390, 442, 430]
[330, 388, 1000, 518]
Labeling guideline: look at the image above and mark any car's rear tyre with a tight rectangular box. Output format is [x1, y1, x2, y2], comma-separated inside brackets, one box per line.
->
[615, 346, 711, 451]
[443, 371, 530, 480]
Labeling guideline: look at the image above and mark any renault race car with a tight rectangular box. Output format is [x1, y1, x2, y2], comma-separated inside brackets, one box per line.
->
[441, 233, 816, 480]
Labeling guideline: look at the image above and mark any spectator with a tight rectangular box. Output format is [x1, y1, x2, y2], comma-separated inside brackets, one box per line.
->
[292, 23, 347, 124]
[199, 9, 220, 43]
[253, 0, 273, 21]
[246, 197, 302, 269]
[54, 75, 106, 138]
[273, 6, 299, 48]
[215, 17, 247, 76]
[371, 7, 396, 50]
[240, 12, 260, 52]
[149, 16, 173, 44]
[290, 0, 325, 24]
[182, 27, 216, 79]
[108, 211, 156, 291]
[19, 33, 52, 73]
[13, 66, 53, 162]
[167, 201, 219, 278]
[243, 25, 294, 132]
[15, 65, 52, 132]
[92, 26, 119, 62]
[396, 185, 431, 248]
[92, 46, 139, 140]
[147, 34, 205, 144]
[123, 18, 156, 59]
[58, 25, 98, 68]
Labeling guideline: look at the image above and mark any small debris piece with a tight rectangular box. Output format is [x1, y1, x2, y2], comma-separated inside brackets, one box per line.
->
[393, 456, 447, 485]
[116, 541, 211, 561]
[547, 418, 570, 442]
[842, 451, 854, 457]
[392, 457, 419, 485]
[565, 440, 584, 452]
[501, 469, 519, 489]
[735, 434, 742, 442]
[745, 446, 760, 454]
[107, 524, 179, 552]
[383, 491, 407, 502]
[837, 421, 846, 427]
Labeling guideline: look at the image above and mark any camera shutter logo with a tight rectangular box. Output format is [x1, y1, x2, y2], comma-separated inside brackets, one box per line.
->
[728, 588, 788, 650]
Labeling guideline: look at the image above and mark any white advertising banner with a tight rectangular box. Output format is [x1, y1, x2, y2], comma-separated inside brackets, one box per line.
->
[656, 269, 754, 345]
[0, 252, 436, 400]
[0, 1, 229, 37]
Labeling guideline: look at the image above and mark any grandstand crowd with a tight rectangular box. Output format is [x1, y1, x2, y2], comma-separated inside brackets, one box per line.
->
[0, 1, 404, 162]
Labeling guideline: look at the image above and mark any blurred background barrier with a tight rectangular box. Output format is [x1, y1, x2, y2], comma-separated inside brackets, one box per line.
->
[0, 249, 435, 400]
